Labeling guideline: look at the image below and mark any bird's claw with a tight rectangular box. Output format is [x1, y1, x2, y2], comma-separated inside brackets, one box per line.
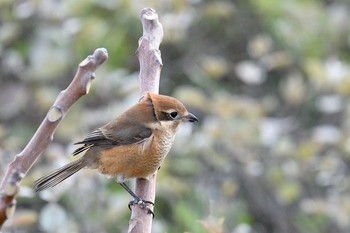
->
[128, 197, 155, 218]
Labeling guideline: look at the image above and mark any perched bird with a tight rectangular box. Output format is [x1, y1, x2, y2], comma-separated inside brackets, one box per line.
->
[35, 92, 198, 215]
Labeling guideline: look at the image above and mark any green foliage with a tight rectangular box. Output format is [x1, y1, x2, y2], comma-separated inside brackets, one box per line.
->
[173, 201, 206, 233]
[296, 212, 330, 233]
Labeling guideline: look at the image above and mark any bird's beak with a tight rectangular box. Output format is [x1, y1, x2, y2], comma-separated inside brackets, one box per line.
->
[183, 112, 198, 122]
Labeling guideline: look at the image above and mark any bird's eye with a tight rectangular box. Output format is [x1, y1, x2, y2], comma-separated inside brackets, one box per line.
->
[169, 111, 178, 119]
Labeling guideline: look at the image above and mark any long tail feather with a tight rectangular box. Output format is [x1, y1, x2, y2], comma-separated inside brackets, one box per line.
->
[35, 160, 86, 192]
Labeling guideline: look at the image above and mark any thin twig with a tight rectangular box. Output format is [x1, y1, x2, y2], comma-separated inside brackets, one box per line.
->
[0, 48, 108, 228]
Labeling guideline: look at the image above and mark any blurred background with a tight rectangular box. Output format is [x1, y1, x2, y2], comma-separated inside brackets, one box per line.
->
[1, 0, 350, 232]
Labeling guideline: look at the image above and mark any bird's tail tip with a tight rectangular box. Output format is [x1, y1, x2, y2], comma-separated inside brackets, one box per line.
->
[34, 160, 85, 192]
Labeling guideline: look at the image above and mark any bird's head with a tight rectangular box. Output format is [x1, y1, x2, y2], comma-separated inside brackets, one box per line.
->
[142, 92, 198, 131]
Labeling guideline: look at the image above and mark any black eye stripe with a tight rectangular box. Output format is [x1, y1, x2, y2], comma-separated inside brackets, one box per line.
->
[159, 111, 178, 121]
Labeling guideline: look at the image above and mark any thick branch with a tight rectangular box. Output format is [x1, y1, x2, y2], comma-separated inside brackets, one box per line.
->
[0, 48, 108, 228]
[128, 8, 163, 233]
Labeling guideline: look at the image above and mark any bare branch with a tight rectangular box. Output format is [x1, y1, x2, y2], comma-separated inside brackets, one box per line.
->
[0, 48, 108, 228]
[128, 8, 163, 233]
[137, 7, 163, 95]
[0, 170, 23, 227]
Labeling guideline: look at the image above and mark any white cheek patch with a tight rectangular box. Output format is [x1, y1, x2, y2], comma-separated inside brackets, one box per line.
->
[159, 120, 181, 133]
[160, 121, 174, 128]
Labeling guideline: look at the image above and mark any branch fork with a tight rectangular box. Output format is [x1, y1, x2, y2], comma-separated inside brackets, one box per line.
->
[0, 7, 163, 233]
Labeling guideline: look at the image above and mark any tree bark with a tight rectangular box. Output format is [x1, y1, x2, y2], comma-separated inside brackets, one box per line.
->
[0, 48, 108, 228]
[128, 8, 163, 233]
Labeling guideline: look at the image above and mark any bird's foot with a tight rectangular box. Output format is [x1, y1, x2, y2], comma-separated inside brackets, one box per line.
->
[128, 197, 155, 218]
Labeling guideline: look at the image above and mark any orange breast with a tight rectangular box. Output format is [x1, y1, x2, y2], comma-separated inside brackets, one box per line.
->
[96, 131, 175, 181]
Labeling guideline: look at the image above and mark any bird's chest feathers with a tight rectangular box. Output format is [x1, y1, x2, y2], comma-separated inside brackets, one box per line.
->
[148, 129, 175, 159]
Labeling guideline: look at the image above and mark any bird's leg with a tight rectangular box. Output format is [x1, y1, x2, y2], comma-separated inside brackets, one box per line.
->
[118, 181, 154, 217]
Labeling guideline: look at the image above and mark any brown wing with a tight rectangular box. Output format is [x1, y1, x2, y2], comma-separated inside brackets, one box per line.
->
[73, 94, 156, 156]
[72, 121, 152, 156]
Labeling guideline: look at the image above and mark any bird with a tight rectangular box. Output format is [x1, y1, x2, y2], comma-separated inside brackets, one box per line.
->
[35, 92, 198, 215]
